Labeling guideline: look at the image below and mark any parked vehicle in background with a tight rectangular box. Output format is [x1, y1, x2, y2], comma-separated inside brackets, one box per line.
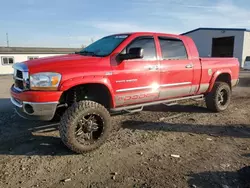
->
[10, 32, 240, 154]
[244, 56, 250, 70]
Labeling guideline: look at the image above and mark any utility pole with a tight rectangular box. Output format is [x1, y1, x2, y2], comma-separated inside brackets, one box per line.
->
[6, 33, 9, 47]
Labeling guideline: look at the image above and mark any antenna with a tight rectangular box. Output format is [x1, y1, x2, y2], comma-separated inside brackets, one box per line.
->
[6, 33, 9, 47]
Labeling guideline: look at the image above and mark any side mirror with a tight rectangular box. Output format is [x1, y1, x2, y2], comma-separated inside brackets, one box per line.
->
[118, 47, 144, 61]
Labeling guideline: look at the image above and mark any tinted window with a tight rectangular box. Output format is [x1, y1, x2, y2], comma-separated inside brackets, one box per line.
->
[125, 37, 156, 60]
[8, 58, 14, 64]
[159, 37, 187, 60]
[3, 57, 8, 64]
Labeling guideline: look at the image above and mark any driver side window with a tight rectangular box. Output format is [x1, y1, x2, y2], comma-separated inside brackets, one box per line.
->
[123, 37, 157, 60]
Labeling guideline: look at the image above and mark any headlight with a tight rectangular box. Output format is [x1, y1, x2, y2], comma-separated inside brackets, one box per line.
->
[30, 72, 62, 91]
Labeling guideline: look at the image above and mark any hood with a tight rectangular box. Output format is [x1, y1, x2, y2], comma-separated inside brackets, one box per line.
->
[24, 54, 102, 74]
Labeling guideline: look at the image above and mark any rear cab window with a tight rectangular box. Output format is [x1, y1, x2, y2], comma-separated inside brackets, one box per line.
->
[158, 37, 188, 60]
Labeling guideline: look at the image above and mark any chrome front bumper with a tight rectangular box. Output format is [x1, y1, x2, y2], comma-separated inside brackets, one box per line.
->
[11, 97, 58, 121]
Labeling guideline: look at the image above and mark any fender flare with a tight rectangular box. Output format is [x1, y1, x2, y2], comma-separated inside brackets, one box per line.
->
[207, 69, 232, 92]
[59, 76, 115, 107]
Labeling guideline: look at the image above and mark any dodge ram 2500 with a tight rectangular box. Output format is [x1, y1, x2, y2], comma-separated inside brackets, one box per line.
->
[10, 32, 240, 153]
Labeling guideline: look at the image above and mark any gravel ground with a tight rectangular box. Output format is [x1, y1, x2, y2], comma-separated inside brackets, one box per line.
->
[0, 72, 250, 188]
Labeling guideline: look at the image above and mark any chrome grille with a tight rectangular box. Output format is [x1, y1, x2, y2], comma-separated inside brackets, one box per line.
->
[14, 70, 24, 90]
[13, 63, 29, 91]
[16, 70, 23, 78]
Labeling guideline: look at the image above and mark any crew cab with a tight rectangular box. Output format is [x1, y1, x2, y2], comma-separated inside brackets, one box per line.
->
[10, 32, 240, 153]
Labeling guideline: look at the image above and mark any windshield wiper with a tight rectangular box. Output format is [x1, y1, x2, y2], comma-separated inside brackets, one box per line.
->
[75, 51, 100, 56]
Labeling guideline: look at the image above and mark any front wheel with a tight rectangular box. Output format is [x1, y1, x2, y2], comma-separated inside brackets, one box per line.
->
[59, 100, 111, 153]
[205, 82, 232, 112]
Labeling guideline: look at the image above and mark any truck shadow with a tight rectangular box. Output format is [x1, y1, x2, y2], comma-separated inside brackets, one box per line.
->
[187, 166, 250, 188]
[1, 97, 249, 156]
[242, 153, 250, 158]
[143, 103, 211, 113]
[121, 121, 250, 139]
[0, 98, 74, 156]
[0, 98, 211, 156]
[238, 77, 250, 87]
[0, 120, 74, 156]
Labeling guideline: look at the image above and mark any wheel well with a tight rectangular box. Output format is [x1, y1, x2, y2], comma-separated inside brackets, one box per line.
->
[215, 73, 232, 89]
[60, 84, 113, 109]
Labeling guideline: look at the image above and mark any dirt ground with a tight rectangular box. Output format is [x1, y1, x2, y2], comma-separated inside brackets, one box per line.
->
[0, 72, 250, 188]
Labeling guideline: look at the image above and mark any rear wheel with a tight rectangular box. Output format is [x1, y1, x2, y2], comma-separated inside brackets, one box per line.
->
[59, 100, 111, 153]
[205, 82, 231, 112]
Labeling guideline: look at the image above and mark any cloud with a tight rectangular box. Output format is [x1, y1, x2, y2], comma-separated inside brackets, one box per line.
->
[89, 21, 180, 34]
[181, 5, 221, 9]
[91, 22, 144, 33]
[144, 0, 250, 31]
[0, 35, 94, 48]
[67, 35, 104, 46]
[20, 0, 36, 5]
[3, 0, 250, 48]
[190, 1, 250, 28]
[125, 0, 248, 33]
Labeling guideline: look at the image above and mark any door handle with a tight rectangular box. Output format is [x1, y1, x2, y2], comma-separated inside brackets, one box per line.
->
[185, 64, 193, 68]
[147, 65, 159, 71]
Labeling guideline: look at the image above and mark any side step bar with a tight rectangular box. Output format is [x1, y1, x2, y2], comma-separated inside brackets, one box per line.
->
[110, 95, 204, 112]
[124, 106, 144, 113]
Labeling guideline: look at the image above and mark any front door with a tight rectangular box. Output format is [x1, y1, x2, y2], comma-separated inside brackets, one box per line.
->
[157, 36, 194, 100]
[111, 36, 160, 107]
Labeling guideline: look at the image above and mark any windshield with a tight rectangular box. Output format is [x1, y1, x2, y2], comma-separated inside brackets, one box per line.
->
[78, 34, 129, 57]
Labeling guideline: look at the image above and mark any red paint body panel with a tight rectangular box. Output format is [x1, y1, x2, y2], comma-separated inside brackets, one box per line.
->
[11, 87, 63, 102]
[10, 32, 240, 108]
[199, 57, 239, 92]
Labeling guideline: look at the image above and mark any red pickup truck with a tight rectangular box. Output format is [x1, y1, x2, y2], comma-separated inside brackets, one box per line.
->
[10, 32, 239, 153]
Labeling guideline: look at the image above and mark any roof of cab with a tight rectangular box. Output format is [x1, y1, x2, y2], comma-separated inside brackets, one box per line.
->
[110, 31, 184, 38]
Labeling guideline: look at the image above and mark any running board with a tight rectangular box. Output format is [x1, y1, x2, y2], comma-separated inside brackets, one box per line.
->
[193, 97, 204, 101]
[163, 102, 178, 106]
[110, 95, 204, 112]
[124, 106, 144, 113]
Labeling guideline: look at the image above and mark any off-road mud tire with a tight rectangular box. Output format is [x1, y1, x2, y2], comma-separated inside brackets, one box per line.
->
[205, 82, 231, 112]
[59, 100, 111, 153]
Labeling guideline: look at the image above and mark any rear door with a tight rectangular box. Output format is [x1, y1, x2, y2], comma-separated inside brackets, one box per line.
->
[157, 36, 194, 100]
[111, 36, 160, 106]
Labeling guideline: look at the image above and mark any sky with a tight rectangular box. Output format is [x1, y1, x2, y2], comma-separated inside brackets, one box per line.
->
[0, 0, 250, 48]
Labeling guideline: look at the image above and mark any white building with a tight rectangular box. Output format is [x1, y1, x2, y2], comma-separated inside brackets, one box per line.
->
[182, 28, 250, 68]
[0, 46, 80, 75]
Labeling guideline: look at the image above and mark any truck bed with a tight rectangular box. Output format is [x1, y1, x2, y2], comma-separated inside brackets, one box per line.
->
[199, 57, 240, 87]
